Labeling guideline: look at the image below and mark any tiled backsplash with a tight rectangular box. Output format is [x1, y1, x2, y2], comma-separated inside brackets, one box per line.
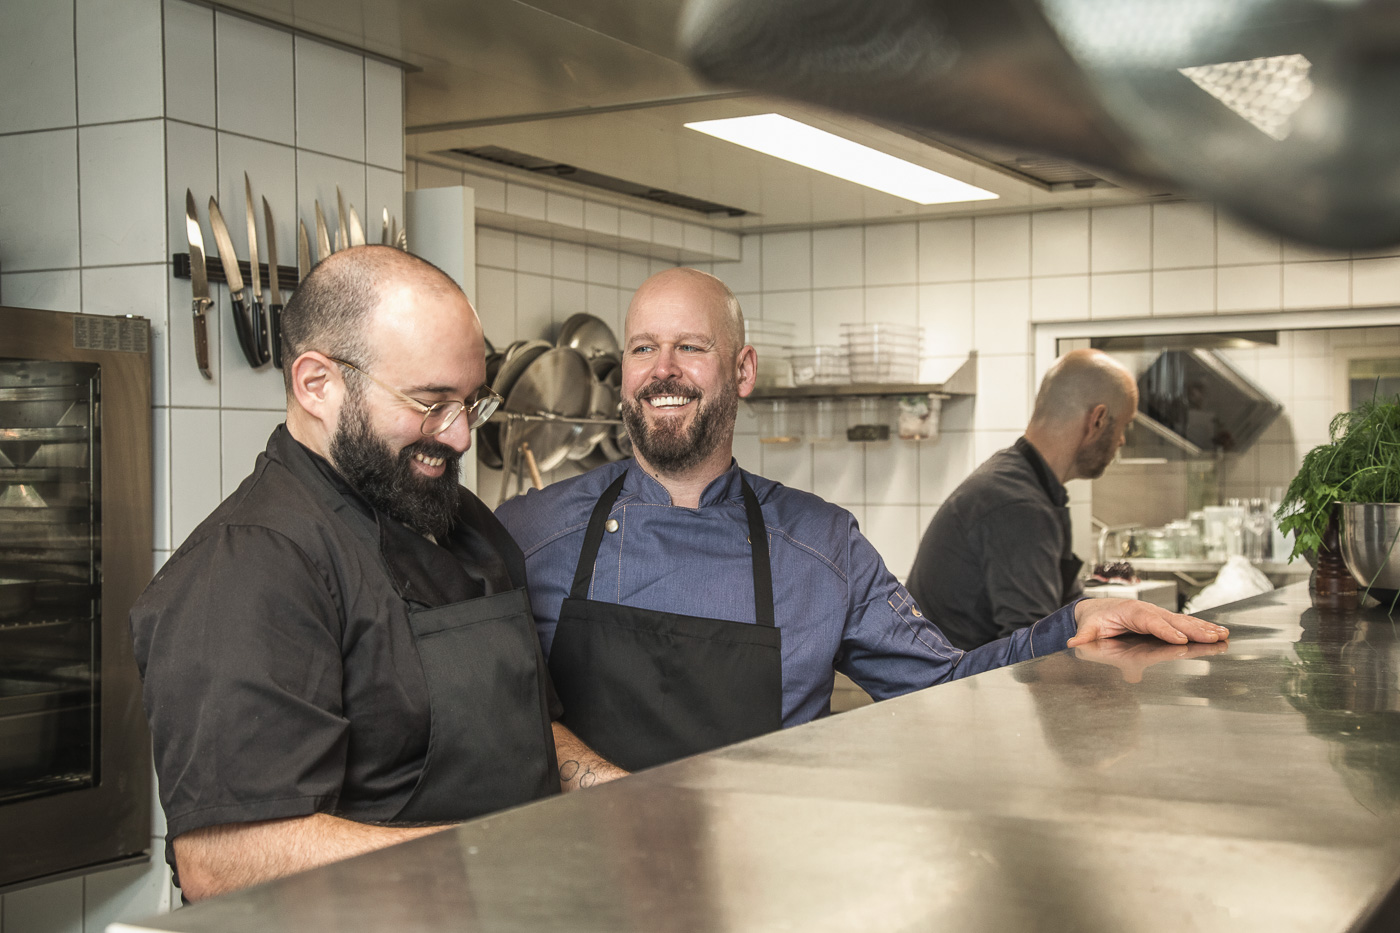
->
[0, 0, 403, 927]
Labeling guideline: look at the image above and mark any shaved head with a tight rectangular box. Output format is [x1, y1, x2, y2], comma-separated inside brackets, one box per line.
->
[279, 245, 464, 393]
[625, 267, 745, 355]
[1031, 349, 1137, 428]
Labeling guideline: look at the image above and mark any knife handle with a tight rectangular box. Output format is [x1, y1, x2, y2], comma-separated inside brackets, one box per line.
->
[252, 296, 272, 365]
[192, 297, 213, 380]
[269, 303, 284, 369]
[229, 294, 262, 368]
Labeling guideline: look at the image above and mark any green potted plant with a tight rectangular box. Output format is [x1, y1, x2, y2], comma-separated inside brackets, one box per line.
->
[1276, 395, 1400, 609]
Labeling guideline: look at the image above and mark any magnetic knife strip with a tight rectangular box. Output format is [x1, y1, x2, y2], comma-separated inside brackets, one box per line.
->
[171, 253, 299, 290]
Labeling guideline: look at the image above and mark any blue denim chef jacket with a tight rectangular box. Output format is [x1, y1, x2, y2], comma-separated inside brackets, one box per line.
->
[496, 459, 1078, 726]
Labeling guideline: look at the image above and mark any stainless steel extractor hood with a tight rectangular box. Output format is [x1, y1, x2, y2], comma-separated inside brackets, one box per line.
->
[1123, 348, 1282, 462]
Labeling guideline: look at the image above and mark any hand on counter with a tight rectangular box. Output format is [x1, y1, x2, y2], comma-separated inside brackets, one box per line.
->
[1067, 597, 1229, 648]
[1072, 638, 1229, 683]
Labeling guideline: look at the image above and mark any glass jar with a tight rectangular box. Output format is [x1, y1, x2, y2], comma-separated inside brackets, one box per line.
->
[755, 400, 803, 444]
[1144, 529, 1175, 559]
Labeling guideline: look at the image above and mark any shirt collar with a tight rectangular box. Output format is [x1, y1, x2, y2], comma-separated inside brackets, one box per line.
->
[1014, 435, 1069, 507]
[625, 458, 744, 508]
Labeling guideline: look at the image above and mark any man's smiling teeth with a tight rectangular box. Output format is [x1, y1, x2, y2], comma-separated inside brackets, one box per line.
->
[413, 452, 446, 467]
[647, 395, 693, 409]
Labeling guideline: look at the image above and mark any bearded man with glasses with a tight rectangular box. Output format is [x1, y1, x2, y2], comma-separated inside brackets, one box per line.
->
[130, 246, 612, 902]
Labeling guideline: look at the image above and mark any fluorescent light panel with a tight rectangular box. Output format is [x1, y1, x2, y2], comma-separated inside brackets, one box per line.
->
[685, 114, 998, 205]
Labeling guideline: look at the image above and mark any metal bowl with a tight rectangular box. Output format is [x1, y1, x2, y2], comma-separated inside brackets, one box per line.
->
[1340, 503, 1400, 592]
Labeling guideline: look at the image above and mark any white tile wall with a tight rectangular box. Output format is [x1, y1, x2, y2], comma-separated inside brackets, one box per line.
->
[164, 0, 216, 127]
[813, 227, 864, 288]
[214, 12, 295, 145]
[761, 231, 812, 292]
[974, 215, 1030, 280]
[865, 222, 917, 286]
[79, 120, 167, 266]
[76, 0, 164, 125]
[296, 38, 366, 161]
[0, 4, 409, 927]
[1031, 209, 1088, 277]
[0, 270, 82, 312]
[0, 0, 76, 133]
[0, 129, 81, 271]
[918, 218, 972, 283]
[1091, 205, 1151, 272]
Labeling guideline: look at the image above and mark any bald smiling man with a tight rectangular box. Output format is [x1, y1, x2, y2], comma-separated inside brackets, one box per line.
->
[907, 349, 1140, 651]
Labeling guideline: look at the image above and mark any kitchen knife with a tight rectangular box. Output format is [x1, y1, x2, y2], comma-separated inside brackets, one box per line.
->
[298, 219, 312, 282]
[183, 190, 214, 380]
[207, 195, 263, 368]
[381, 207, 390, 245]
[244, 174, 270, 365]
[314, 201, 332, 263]
[263, 196, 284, 369]
[348, 204, 365, 247]
[335, 186, 349, 252]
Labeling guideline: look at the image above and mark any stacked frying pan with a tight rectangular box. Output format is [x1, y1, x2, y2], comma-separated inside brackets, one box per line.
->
[478, 314, 630, 502]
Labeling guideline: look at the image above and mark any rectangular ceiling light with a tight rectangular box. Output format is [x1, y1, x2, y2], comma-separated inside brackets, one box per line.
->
[685, 113, 998, 205]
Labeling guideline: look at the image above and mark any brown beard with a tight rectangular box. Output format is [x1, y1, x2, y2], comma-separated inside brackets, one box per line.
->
[329, 388, 462, 538]
[621, 375, 738, 473]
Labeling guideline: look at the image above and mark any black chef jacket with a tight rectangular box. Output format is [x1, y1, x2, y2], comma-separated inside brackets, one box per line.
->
[907, 437, 1084, 650]
[129, 425, 560, 866]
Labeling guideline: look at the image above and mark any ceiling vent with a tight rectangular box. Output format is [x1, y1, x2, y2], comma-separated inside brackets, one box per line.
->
[449, 145, 751, 217]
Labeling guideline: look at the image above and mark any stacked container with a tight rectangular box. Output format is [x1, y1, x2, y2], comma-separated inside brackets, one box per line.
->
[785, 345, 848, 386]
[745, 320, 795, 388]
[841, 322, 922, 383]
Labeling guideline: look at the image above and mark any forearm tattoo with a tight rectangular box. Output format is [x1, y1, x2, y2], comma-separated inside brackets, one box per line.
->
[558, 759, 598, 787]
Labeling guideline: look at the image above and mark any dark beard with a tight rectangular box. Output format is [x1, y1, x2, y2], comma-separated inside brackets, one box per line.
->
[329, 391, 462, 539]
[621, 376, 738, 474]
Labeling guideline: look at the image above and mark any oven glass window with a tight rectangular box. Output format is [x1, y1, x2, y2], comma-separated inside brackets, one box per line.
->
[0, 360, 101, 804]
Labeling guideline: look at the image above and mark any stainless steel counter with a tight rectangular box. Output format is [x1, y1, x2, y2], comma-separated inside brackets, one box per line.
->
[113, 584, 1400, 933]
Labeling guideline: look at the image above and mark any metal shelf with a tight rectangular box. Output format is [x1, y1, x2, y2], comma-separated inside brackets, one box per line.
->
[746, 352, 977, 401]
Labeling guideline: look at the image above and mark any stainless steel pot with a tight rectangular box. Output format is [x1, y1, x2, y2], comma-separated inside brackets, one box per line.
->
[1340, 503, 1400, 593]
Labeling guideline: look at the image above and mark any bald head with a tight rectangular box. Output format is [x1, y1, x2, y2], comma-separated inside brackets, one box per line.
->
[1030, 349, 1137, 429]
[625, 267, 745, 355]
[279, 245, 464, 394]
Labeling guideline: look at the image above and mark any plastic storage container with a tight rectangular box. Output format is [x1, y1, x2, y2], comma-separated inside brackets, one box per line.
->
[756, 399, 803, 443]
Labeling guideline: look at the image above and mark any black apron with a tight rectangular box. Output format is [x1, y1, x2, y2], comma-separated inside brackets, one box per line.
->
[380, 507, 560, 823]
[548, 472, 783, 772]
[1017, 439, 1085, 602]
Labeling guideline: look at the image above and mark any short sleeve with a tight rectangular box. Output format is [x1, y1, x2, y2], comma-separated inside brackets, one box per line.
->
[131, 525, 349, 840]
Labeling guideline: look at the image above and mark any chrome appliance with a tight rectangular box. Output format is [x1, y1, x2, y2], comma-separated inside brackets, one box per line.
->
[0, 305, 152, 892]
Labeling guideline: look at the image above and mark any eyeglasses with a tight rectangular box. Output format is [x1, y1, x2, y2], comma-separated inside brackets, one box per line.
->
[327, 357, 503, 436]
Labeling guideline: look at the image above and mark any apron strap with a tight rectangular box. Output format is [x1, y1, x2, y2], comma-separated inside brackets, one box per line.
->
[740, 476, 775, 628]
[568, 469, 777, 627]
[569, 472, 629, 600]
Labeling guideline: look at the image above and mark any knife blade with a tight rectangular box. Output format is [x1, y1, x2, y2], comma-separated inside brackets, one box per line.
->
[298, 219, 312, 282]
[381, 207, 390, 246]
[263, 196, 284, 369]
[335, 186, 349, 252]
[183, 190, 214, 380]
[207, 195, 263, 368]
[314, 201, 332, 263]
[244, 174, 270, 365]
[348, 204, 365, 247]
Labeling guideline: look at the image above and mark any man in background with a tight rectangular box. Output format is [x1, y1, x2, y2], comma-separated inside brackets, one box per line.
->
[907, 349, 1138, 650]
